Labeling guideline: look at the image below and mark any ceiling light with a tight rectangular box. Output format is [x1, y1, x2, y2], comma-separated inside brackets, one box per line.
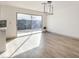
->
[42, 1, 53, 15]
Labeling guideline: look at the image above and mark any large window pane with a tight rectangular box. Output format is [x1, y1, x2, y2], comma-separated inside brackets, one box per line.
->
[17, 14, 31, 30]
[32, 16, 42, 30]
[17, 13, 42, 36]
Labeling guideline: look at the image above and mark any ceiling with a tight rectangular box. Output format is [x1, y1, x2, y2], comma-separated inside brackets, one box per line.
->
[0, 1, 43, 12]
[0, 1, 79, 12]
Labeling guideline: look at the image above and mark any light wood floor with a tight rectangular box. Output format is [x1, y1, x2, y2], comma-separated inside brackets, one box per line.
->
[1, 32, 79, 58]
[14, 32, 79, 58]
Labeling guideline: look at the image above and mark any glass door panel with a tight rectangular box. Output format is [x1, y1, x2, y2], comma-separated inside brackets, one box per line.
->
[17, 13, 32, 36]
[17, 13, 42, 37]
[32, 16, 42, 31]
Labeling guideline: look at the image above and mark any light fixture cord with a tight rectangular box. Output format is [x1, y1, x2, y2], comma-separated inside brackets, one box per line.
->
[44, 3, 46, 13]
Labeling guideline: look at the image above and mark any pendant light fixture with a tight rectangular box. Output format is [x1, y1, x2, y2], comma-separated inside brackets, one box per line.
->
[42, 1, 53, 15]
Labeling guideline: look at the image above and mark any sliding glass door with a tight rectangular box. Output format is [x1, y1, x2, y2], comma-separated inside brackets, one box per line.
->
[32, 15, 42, 31]
[17, 13, 42, 36]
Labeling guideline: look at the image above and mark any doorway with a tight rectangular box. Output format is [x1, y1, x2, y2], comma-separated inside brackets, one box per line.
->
[16, 13, 42, 37]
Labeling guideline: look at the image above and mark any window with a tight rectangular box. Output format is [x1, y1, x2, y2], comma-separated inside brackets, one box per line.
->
[17, 13, 42, 35]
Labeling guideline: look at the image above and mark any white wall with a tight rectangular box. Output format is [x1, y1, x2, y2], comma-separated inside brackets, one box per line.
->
[0, 5, 17, 38]
[0, 5, 47, 38]
[0, 6, 1, 18]
[47, 3, 79, 39]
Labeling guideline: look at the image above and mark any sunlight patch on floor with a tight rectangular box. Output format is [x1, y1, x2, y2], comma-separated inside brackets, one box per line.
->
[17, 30, 42, 37]
[11, 33, 42, 57]
[0, 36, 29, 58]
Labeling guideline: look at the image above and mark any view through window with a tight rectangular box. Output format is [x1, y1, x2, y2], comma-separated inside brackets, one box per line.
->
[17, 13, 42, 36]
